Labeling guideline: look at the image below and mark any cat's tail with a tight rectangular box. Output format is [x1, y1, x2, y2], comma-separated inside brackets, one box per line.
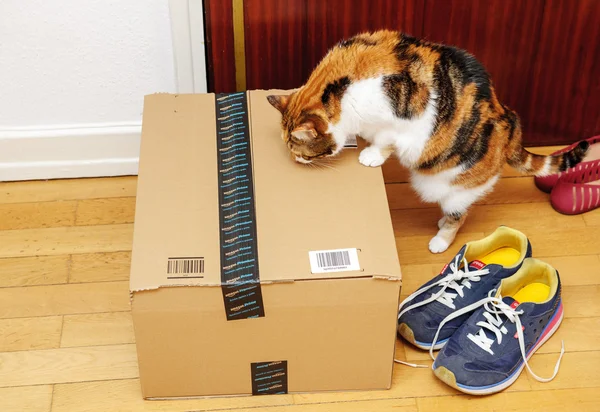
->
[507, 141, 589, 177]
[503, 106, 589, 176]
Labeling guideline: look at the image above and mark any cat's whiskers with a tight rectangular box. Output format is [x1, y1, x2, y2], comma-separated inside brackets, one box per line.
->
[314, 160, 339, 172]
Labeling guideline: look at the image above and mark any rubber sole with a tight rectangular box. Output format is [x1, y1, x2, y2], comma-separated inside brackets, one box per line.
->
[398, 323, 448, 351]
[433, 302, 564, 395]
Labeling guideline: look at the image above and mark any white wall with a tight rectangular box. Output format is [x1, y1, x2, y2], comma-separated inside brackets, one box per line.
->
[0, 0, 205, 181]
[0, 0, 176, 127]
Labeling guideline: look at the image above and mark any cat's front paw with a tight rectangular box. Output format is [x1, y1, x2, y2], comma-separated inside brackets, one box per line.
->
[359, 147, 386, 167]
[428, 235, 450, 254]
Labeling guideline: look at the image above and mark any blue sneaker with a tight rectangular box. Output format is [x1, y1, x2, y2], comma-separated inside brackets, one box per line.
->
[432, 258, 564, 395]
[398, 226, 532, 350]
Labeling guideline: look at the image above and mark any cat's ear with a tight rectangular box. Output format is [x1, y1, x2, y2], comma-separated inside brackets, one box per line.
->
[291, 124, 317, 141]
[266, 95, 289, 113]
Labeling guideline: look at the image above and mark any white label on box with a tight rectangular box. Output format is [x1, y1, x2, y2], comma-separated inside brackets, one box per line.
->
[309, 248, 360, 274]
[344, 135, 358, 148]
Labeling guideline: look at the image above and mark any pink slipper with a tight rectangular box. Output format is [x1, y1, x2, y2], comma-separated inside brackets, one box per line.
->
[550, 160, 600, 215]
[534, 135, 600, 193]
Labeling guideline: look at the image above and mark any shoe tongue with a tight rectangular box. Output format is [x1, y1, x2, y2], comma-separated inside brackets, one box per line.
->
[467, 260, 487, 271]
[502, 296, 520, 309]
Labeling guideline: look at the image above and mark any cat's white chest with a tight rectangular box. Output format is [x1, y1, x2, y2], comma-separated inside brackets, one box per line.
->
[332, 77, 438, 168]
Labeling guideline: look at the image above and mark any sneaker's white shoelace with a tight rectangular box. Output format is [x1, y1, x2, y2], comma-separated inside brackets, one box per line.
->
[398, 255, 490, 320]
[427, 290, 565, 383]
[394, 255, 490, 367]
[393, 359, 428, 368]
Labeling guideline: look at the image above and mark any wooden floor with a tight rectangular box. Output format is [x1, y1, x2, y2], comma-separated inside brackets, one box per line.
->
[1, 172, 599, 412]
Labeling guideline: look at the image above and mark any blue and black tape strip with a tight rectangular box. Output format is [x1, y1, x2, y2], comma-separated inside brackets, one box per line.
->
[251, 361, 288, 395]
[215, 92, 265, 321]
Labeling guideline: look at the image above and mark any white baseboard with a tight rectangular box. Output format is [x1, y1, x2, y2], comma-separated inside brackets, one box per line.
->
[0, 122, 141, 181]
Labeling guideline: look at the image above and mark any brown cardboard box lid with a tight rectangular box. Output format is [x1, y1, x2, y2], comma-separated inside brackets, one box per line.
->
[130, 90, 401, 292]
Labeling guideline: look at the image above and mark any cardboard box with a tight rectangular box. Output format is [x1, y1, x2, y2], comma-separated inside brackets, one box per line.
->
[130, 90, 402, 399]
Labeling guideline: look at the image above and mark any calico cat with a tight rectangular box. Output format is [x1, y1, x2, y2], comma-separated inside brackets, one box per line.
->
[267, 30, 588, 253]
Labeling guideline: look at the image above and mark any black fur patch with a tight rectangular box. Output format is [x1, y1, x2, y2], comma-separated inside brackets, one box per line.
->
[338, 37, 377, 48]
[394, 34, 422, 63]
[501, 109, 518, 141]
[433, 53, 457, 130]
[382, 72, 418, 119]
[463, 121, 493, 167]
[417, 153, 443, 170]
[448, 107, 481, 162]
[418, 106, 484, 170]
[560, 141, 589, 171]
[321, 77, 351, 106]
[447, 211, 463, 221]
[436, 46, 491, 101]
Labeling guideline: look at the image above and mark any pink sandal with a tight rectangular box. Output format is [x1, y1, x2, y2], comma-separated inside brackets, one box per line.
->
[535, 135, 600, 193]
[550, 160, 600, 215]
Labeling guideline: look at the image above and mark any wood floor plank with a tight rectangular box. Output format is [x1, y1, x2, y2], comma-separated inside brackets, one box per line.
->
[399, 263, 442, 295]
[391, 202, 587, 238]
[0, 200, 76, 230]
[561, 285, 600, 318]
[526, 351, 600, 391]
[52, 379, 295, 412]
[522, 227, 600, 257]
[386, 183, 426, 210]
[386, 178, 548, 210]
[402, 342, 437, 363]
[61, 312, 134, 348]
[75, 197, 136, 226]
[0, 255, 69, 287]
[538, 317, 600, 354]
[474, 177, 546, 206]
[238, 398, 417, 412]
[403, 317, 600, 362]
[396, 232, 485, 266]
[294, 354, 529, 406]
[0, 168, 596, 410]
[470, 177, 547, 206]
[382, 161, 410, 184]
[538, 255, 600, 286]
[0, 281, 130, 319]
[0, 176, 137, 204]
[1, 385, 53, 412]
[69, 252, 131, 283]
[0, 344, 138, 387]
[0, 224, 133, 258]
[0, 316, 63, 352]
[416, 387, 600, 412]
[583, 209, 600, 227]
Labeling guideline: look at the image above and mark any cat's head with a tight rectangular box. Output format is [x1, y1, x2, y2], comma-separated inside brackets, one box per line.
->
[266, 93, 342, 164]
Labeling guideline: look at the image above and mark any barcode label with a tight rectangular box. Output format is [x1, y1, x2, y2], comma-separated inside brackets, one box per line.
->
[308, 248, 360, 274]
[167, 257, 204, 278]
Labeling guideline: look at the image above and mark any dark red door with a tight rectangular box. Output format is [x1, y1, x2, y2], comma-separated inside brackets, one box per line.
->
[203, 0, 599, 146]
